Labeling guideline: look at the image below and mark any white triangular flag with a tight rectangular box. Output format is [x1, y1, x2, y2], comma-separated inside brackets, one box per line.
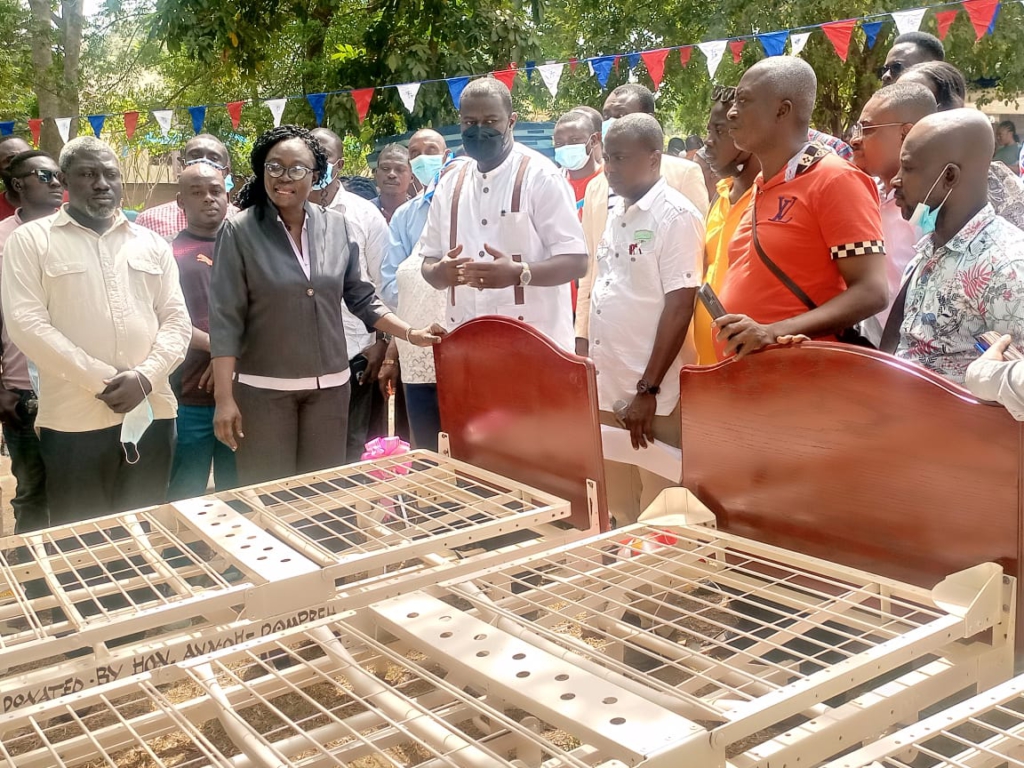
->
[891, 8, 927, 35]
[537, 62, 564, 98]
[153, 109, 173, 137]
[790, 31, 812, 57]
[397, 83, 420, 113]
[697, 40, 727, 79]
[265, 98, 287, 128]
[54, 117, 72, 144]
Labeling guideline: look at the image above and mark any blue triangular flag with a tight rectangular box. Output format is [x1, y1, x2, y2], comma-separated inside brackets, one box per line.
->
[88, 114, 106, 138]
[447, 77, 470, 110]
[306, 93, 327, 125]
[525, 61, 536, 82]
[758, 30, 789, 57]
[188, 105, 206, 134]
[862, 21, 884, 49]
[591, 55, 616, 88]
[626, 52, 641, 70]
[0, 121, 14, 136]
[987, 3, 1001, 35]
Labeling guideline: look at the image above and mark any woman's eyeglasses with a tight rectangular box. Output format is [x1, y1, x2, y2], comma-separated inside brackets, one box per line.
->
[17, 169, 58, 184]
[711, 85, 737, 103]
[264, 162, 313, 181]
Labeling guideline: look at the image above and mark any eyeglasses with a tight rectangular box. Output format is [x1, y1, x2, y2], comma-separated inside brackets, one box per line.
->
[849, 121, 907, 142]
[264, 162, 313, 181]
[877, 61, 905, 80]
[712, 84, 737, 103]
[16, 169, 58, 184]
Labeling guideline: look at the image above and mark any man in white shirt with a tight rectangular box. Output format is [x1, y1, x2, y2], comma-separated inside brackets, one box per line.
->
[310, 127, 392, 459]
[592, 114, 704, 526]
[1, 136, 191, 524]
[421, 78, 587, 351]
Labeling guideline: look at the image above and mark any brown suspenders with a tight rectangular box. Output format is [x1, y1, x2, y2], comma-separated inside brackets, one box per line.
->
[448, 156, 531, 307]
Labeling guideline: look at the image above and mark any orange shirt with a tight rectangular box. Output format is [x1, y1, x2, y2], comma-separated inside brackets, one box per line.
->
[718, 146, 883, 354]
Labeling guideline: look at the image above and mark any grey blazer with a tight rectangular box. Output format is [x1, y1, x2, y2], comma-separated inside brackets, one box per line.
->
[209, 201, 390, 379]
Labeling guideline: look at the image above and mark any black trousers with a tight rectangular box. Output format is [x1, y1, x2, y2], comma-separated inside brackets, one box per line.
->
[3, 389, 48, 533]
[39, 419, 176, 526]
[235, 382, 351, 485]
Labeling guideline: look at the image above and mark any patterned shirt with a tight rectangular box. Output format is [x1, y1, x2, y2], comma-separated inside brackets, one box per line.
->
[808, 128, 854, 162]
[136, 200, 239, 241]
[895, 204, 1024, 384]
[987, 162, 1024, 231]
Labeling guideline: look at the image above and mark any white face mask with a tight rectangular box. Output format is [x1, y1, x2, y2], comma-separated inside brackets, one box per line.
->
[120, 373, 153, 464]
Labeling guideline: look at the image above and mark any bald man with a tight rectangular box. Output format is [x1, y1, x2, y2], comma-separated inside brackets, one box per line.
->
[715, 57, 888, 358]
[883, 109, 1024, 383]
[850, 82, 938, 326]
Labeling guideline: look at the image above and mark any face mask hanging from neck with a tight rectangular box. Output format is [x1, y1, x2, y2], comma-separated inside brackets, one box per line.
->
[909, 163, 954, 240]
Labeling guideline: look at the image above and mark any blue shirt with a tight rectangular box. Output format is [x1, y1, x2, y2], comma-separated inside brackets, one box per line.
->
[381, 193, 432, 309]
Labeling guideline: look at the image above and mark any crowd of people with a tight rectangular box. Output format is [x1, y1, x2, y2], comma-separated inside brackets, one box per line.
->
[1, 29, 1023, 533]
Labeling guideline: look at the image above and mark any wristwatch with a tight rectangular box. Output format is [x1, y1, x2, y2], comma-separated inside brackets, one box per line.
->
[518, 261, 533, 287]
[636, 379, 660, 396]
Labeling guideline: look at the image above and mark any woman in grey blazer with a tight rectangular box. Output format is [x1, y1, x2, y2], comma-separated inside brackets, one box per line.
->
[209, 125, 444, 485]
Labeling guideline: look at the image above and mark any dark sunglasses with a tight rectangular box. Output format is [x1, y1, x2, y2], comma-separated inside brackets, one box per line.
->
[877, 61, 905, 79]
[17, 169, 58, 184]
[711, 84, 737, 103]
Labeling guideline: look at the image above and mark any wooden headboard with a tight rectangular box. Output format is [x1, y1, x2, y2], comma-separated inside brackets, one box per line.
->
[434, 316, 608, 532]
[679, 343, 1023, 603]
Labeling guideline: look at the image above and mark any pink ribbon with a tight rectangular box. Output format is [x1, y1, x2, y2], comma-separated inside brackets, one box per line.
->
[361, 436, 412, 481]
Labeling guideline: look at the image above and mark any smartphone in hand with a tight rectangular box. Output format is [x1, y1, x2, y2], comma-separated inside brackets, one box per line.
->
[976, 331, 1024, 361]
[698, 283, 728, 320]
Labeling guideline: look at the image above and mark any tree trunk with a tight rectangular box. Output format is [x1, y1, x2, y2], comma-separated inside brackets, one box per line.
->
[60, 0, 83, 142]
[27, 0, 60, 153]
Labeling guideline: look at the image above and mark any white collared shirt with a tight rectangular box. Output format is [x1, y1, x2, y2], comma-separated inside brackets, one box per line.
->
[420, 142, 586, 351]
[590, 178, 704, 415]
[1, 206, 191, 431]
[326, 187, 389, 359]
[279, 214, 310, 278]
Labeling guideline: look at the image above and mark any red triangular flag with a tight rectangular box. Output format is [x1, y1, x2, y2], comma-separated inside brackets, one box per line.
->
[492, 68, 517, 91]
[821, 19, 857, 62]
[569, 57, 578, 73]
[729, 39, 746, 63]
[679, 46, 692, 67]
[226, 101, 243, 129]
[963, 0, 999, 40]
[123, 111, 139, 140]
[641, 49, 669, 90]
[27, 118, 42, 147]
[613, 55, 621, 72]
[350, 88, 373, 124]
[934, 9, 958, 39]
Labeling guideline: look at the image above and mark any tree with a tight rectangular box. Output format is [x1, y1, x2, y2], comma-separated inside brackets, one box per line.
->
[28, 0, 85, 152]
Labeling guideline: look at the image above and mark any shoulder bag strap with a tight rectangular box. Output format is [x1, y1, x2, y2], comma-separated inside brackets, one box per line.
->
[448, 164, 470, 306]
[750, 191, 818, 311]
[509, 155, 532, 306]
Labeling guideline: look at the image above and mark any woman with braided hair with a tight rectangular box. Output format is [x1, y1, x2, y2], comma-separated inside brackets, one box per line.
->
[209, 125, 445, 484]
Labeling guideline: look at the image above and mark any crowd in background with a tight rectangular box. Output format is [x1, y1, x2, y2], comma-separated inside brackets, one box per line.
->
[1, 29, 1024, 534]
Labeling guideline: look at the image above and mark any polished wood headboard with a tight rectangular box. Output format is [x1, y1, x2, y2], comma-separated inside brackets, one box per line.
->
[434, 316, 608, 532]
[679, 343, 1023, 599]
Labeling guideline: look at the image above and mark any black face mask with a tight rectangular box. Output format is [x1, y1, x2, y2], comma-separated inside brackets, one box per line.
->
[461, 125, 508, 163]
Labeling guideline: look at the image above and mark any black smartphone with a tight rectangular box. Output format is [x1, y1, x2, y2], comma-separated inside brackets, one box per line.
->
[698, 283, 728, 320]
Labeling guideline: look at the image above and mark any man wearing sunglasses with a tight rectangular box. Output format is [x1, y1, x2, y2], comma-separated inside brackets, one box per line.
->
[879, 31, 945, 85]
[136, 134, 238, 240]
[0, 151, 63, 533]
[0, 136, 32, 222]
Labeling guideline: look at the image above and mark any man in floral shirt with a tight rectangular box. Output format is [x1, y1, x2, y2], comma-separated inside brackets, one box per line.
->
[886, 109, 1024, 384]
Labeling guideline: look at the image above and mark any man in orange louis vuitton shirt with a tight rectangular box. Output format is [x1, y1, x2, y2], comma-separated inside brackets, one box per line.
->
[716, 57, 888, 358]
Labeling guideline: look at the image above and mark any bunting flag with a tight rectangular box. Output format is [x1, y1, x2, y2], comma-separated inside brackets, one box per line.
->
[226, 101, 244, 129]
[591, 55, 616, 88]
[641, 49, 669, 89]
[525, 61, 536, 81]
[188, 105, 206, 134]
[447, 76, 470, 109]
[862, 20, 884, 49]
[88, 114, 105, 137]
[790, 31, 812, 56]
[568, 57, 578, 73]
[27, 118, 41, 146]
[397, 82, 420, 113]
[891, 7, 926, 35]
[758, 30, 789, 57]
[729, 39, 746, 63]
[679, 46, 692, 66]
[698, 40, 727, 78]
[537, 62, 564, 98]
[821, 19, 857, 62]
[123, 111, 138, 140]
[153, 109, 173, 137]
[306, 93, 326, 125]
[265, 98, 286, 127]
[492, 67, 517, 91]
[964, 0, 999, 39]
[55, 117, 72, 144]
[626, 52, 641, 70]
[351, 87, 374, 124]
[987, 2, 1000, 34]
[935, 9, 958, 38]
[0, 121, 13, 136]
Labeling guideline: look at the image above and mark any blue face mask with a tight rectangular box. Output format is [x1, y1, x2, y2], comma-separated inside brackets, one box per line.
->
[909, 163, 954, 240]
[224, 174, 234, 194]
[410, 154, 444, 186]
[602, 117, 617, 139]
[554, 143, 591, 172]
[312, 161, 336, 191]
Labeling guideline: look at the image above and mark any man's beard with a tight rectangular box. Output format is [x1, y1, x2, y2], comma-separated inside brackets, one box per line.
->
[82, 199, 119, 219]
